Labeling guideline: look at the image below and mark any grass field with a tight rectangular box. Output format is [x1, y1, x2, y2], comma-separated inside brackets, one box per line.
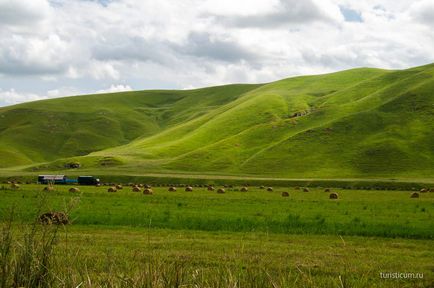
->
[1, 183, 433, 287]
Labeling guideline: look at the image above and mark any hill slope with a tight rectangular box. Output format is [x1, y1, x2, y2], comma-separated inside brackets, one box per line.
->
[1, 64, 433, 178]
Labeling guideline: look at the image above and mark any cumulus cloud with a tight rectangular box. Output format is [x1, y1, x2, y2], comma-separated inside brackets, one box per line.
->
[0, 0, 51, 27]
[0, 0, 433, 107]
[207, 0, 342, 28]
[96, 84, 133, 94]
[0, 88, 46, 106]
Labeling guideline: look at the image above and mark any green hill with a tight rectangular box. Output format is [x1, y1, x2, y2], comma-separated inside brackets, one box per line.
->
[1, 63, 434, 179]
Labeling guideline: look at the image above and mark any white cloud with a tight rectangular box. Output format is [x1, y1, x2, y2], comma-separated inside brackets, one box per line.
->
[96, 84, 133, 94]
[0, 0, 433, 107]
[0, 88, 46, 106]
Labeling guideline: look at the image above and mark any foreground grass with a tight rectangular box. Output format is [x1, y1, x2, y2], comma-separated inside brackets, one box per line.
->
[1, 224, 433, 287]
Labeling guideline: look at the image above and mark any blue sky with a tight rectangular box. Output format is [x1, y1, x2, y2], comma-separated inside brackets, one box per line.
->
[0, 0, 433, 106]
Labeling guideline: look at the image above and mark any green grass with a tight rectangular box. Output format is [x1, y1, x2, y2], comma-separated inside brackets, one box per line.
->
[1, 184, 433, 239]
[0, 184, 433, 287]
[1, 63, 434, 179]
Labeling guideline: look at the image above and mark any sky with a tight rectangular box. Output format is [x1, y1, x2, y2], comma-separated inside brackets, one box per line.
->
[0, 0, 433, 107]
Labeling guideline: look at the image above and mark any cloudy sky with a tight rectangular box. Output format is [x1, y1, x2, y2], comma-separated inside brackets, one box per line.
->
[0, 0, 433, 107]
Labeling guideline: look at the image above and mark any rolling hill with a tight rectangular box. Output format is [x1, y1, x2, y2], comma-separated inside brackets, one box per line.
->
[1, 63, 433, 179]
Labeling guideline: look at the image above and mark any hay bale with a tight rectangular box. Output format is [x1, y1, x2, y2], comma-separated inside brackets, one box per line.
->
[303, 187, 310, 192]
[185, 186, 193, 192]
[207, 186, 215, 191]
[43, 186, 54, 192]
[116, 184, 123, 190]
[420, 188, 427, 193]
[259, 185, 265, 189]
[430, 188, 434, 192]
[168, 186, 177, 192]
[143, 188, 153, 195]
[329, 192, 339, 199]
[39, 212, 69, 225]
[281, 192, 289, 197]
[324, 188, 330, 192]
[217, 188, 225, 194]
[132, 186, 141, 192]
[266, 187, 273, 192]
[10, 183, 20, 189]
[108, 187, 117, 193]
[240, 187, 248, 192]
[69, 187, 80, 193]
[410, 192, 420, 198]
[145, 184, 151, 189]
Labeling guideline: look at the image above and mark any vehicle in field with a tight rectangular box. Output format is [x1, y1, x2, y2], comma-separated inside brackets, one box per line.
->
[77, 176, 100, 185]
[38, 175, 99, 185]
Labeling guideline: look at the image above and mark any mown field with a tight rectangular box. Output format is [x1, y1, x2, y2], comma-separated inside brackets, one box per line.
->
[1, 183, 433, 287]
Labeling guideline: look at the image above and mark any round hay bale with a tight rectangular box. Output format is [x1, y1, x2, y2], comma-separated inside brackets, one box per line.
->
[207, 186, 215, 191]
[430, 188, 434, 192]
[69, 187, 80, 193]
[259, 185, 265, 189]
[39, 212, 69, 225]
[143, 188, 153, 195]
[168, 186, 177, 192]
[116, 184, 123, 190]
[281, 192, 289, 197]
[410, 192, 419, 198]
[144, 184, 151, 189]
[329, 192, 339, 199]
[240, 187, 248, 192]
[132, 186, 141, 192]
[10, 183, 20, 189]
[108, 187, 117, 193]
[420, 188, 427, 193]
[266, 187, 273, 192]
[217, 188, 225, 194]
[324, 188, 330, 193]
[185, 186, 193, 192]
[303, 187, 309, 192]
[43, 186, 54, 192]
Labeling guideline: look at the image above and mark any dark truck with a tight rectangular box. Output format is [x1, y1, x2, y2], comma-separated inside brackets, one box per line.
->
[77, 176, 100, 185]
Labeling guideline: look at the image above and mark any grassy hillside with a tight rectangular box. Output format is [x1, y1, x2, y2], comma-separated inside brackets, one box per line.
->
[0, 84, 260, 168]
[1, 64, 433, 179]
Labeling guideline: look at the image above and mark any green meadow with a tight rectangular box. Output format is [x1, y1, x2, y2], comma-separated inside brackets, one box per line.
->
[0, 183, 433, 287]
